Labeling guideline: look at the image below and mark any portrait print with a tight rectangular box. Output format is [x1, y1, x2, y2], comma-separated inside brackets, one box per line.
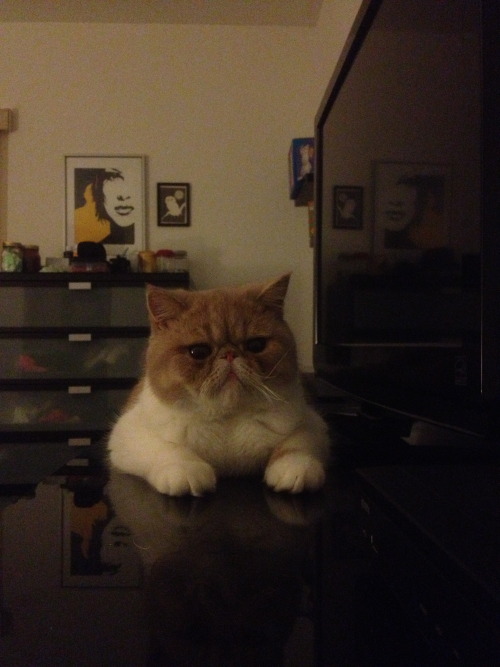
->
[374, 161, 450, 253]
[66, 156, 145, 255]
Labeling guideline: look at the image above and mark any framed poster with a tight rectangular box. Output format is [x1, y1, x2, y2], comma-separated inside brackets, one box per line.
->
[157, 182, 191, 227]
[333, 186, 363, 229]
[373, 161, 450, 253]
[65, 155, 146, 256]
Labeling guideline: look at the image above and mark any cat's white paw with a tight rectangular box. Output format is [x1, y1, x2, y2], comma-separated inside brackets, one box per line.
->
[149, 460, 217, 497]
[264, 452, 325, 494]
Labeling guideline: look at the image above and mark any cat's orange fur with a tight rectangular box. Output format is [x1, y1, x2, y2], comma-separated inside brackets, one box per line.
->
[107, 274, 330, 496]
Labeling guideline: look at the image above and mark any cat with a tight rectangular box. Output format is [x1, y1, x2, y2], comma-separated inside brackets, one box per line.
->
[107, 274, 330, 496]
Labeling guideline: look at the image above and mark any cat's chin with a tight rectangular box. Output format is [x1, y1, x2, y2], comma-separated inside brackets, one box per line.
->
[200, 376, 248, 415]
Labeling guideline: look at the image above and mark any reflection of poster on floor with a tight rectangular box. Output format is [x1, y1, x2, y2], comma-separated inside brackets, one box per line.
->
[62, 487, 142, 588]
[374, 161, 450, 253]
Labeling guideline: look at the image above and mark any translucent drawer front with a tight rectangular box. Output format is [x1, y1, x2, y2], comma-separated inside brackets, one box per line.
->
[0, 389, 130, 432]
[0, 285, 150, 328]
[0, 336, 146, 380]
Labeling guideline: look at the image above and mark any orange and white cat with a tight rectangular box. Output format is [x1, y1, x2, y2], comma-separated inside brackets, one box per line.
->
[107, 274, 329, 496]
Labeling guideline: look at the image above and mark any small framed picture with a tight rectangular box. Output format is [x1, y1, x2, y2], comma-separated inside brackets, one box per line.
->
[65, 155, 145, 256]
[333, 186, 363, 229]
[157, 182, 191, 227]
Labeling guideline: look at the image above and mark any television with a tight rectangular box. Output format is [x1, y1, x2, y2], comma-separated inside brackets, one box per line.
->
[314, 0, 500, 449]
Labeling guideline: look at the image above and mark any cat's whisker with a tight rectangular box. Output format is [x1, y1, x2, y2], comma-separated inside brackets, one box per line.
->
[259, 384, 288, 403]
[263, 348, 291, 380]
[238, 365, 288, 403]
[133, 539, 151, 551]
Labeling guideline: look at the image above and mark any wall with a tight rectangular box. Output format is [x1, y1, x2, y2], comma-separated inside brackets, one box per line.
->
[0, 0, 361, 370]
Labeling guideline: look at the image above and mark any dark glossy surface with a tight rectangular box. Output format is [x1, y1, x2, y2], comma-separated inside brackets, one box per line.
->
[0, 436, 498, 666]
[0, 448, 325, 667]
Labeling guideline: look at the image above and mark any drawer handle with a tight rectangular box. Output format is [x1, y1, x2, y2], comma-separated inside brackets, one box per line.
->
[68, 333, 92, 342]
[68, 385, 92, 394]
[68, 437, 91, 447]
[68, 281, 92, 290]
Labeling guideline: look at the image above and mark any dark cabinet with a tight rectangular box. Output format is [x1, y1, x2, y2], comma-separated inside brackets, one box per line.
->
[0, 272, 189, 446]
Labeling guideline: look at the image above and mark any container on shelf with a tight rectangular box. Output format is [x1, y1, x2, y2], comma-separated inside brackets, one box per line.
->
[155, 249, 188, 272]
[1, 242, 24, 272]
[23, 245, 41, 273]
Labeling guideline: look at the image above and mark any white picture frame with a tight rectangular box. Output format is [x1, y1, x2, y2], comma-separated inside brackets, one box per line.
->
[65, 155, 146, 257]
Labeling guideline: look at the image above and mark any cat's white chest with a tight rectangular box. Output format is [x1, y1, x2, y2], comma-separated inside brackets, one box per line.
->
[108, 377, 321, 485]
[184, 409, 291, 474]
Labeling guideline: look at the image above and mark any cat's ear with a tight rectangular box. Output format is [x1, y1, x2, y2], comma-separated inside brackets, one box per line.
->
[256, 273, 291, 315]
[146, 284, 190, 329]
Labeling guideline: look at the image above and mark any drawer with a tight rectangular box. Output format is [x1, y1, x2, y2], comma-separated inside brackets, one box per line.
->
[0, 335, 147, 380]
[0, 388, 130, 434]
[0, 284, 151, 328]
[0, 442, 91, 485]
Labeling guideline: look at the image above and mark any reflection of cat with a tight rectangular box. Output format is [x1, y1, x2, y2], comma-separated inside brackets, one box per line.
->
[107, 274, 329, 496]
[108, 470, 323, 666]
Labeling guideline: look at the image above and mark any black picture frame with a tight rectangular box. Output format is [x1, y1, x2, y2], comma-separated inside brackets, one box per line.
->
[333, 185, 363, 229]
[157, 182, 191, 227]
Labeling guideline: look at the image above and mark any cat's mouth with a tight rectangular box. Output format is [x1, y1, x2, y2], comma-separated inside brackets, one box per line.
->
[201, 360, 246, 400]
[220, 369, 244, 395]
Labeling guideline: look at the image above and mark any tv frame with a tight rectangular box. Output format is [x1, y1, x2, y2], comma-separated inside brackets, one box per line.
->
[313, 0, 500, 447]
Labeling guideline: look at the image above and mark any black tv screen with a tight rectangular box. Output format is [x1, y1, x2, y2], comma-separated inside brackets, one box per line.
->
[314, 0, 500, 443]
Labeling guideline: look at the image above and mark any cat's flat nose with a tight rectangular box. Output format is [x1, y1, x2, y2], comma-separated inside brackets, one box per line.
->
[220, 348, 238, 362]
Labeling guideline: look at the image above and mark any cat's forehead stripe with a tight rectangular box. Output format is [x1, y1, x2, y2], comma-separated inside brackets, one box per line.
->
[182, 292, 267, 345]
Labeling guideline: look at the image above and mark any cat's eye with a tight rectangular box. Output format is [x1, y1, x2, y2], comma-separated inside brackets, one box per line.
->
[188, 344, 212, 360]
[245, 337, 267, 353]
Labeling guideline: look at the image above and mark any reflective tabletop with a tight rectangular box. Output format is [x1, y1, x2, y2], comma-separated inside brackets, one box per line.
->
[0, 444, 327, 667]
[3, 440, 496, 666]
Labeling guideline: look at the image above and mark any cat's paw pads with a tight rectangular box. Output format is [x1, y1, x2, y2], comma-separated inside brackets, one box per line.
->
[149, 460, 217, 497]
[264, 452, 325, 494]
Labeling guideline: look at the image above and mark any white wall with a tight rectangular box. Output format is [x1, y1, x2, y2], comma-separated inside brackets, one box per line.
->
[0, 0, 361, 370]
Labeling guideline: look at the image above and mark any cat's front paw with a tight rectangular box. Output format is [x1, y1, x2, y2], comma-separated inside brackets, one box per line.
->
[264, 452, 325, 494]
[149, 460, 217, 497]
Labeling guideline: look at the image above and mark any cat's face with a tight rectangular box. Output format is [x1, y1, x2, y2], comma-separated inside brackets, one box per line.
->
[145, 275, 297, 412]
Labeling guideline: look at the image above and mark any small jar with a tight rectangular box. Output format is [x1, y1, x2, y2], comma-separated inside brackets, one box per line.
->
[138, 250, 157, 273]
[156, 250, 188, 272]
[23, 245, 41, 273]
[155, 248, 174, 272]
[1, 242, 24, 272]
[170, 250, 188, 272]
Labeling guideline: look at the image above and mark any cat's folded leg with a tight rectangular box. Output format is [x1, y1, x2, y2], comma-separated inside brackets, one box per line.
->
[264, 421, 329, 494]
